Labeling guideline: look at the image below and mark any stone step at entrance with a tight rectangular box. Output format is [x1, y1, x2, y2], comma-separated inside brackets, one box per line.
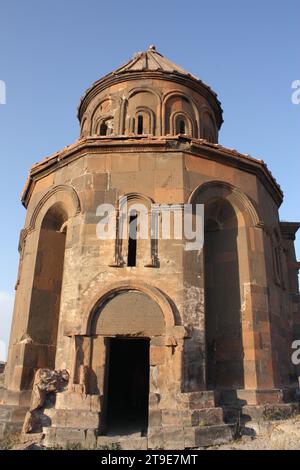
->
[97, 434, 147, 450]
[223, 403, 299, 425]
[43, 427, 151, 450]
[42, 423, 234, 450]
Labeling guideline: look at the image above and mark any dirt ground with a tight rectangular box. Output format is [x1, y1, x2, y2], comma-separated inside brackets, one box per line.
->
[208, 418, 300, 450]
[1, 419, 300, 450]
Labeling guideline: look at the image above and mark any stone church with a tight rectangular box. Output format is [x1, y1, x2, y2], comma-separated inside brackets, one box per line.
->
[0, 46, 299, 449]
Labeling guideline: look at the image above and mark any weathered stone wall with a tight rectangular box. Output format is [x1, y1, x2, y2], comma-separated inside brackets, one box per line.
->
[4, 139, 298, 408]
[1, 48, 299, 447]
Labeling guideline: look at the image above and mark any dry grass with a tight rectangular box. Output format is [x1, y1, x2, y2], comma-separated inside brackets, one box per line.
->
[0, 433, 21, 450]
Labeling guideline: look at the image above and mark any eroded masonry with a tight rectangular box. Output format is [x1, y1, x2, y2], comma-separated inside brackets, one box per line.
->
[1, 46, 299, 449]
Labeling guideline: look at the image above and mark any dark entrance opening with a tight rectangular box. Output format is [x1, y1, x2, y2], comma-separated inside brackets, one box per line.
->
[105, 338, 150, 435]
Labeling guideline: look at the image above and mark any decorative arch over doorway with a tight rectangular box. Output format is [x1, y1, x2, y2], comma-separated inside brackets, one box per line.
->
[76, 281, 178, 435]
[82, 280, 177, 335]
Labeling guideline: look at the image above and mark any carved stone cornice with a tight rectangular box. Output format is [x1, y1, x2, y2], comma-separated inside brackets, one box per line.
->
[21, 136, 283, 209]
[280, 221, 300, 240]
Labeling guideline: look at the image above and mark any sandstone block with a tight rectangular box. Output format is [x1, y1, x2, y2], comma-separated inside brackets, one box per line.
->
[194, 425, 233, 447]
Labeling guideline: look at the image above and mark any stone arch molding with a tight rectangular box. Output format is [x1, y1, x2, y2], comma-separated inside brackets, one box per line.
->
[28, 184, 81, 231]
[128, 86, 162, 103]
[170, 110, 194, 136]
[188, 180, 261, 228]
[199, 104, 218, 137]
[81, 280, 177, 336]
[90, 97, 116, 134]
[162, 90, 200, 137]
[118, 192, 155, 210]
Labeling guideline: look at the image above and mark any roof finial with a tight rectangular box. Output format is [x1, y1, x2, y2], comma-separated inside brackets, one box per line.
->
[148, 44, 156, 52]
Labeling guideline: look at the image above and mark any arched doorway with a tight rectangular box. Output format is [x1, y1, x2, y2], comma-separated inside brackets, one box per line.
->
[90, 289, 166, 435]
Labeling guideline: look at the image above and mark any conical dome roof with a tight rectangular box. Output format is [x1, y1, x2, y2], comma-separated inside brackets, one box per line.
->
[112, 45, 199, 80]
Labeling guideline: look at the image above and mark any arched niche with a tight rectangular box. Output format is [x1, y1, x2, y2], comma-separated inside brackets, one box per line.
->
[189, 181, 261, 391]
[204, 198, 244, 389]
[27, 202, 69, 371]
[200, 108, 218, 142]
[29, 184, 81, 231]
[98, 116, 114, 136]
[20, 185, 81, 386]
[134, 106, 156, 135]
[163, 92, 199, 137]
[172, 110, 194, 136]
[115, 193, 158, 268]
[125, 89, 160, 135]
[80, 116, 89, 138]
[91, 98, 115, 135]
[188, 180, 260, 228]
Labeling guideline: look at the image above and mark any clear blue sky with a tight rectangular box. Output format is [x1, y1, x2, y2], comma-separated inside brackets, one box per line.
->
[0, 0, 299, 359]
